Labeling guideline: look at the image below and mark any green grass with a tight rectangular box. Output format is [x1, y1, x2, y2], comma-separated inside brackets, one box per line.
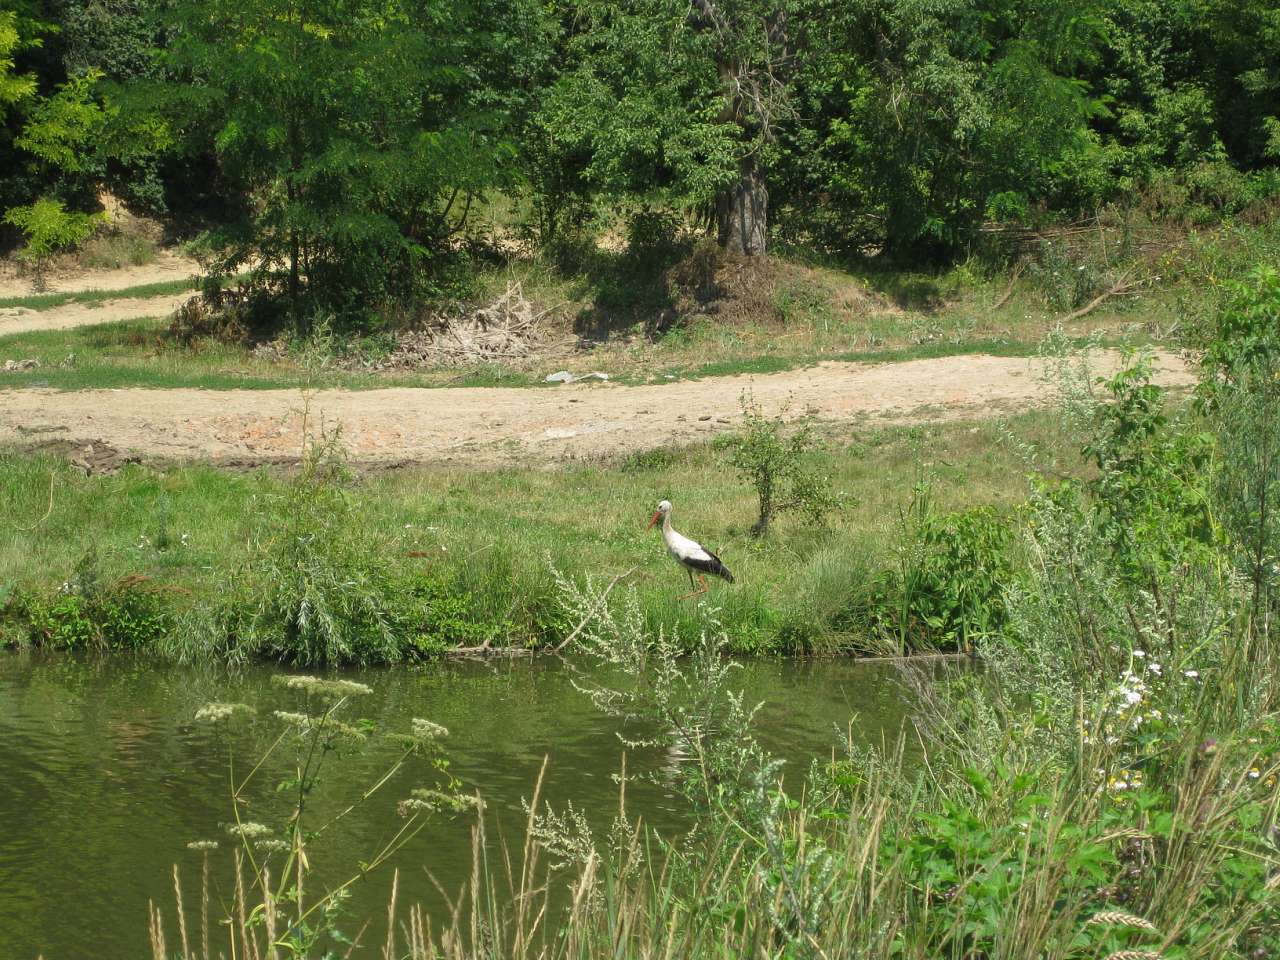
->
[0, 277, 197, 312]
[0, 412, 1075, 656]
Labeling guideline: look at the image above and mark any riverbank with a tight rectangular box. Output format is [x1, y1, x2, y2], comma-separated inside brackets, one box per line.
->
[147, 268, 1280, 960]
[0, 410, 1077, 661]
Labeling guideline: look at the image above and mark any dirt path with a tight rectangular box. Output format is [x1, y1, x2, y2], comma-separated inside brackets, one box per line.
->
[0, 251, 198, 337]
[0, 251, 198, 300]
[0, 350, 1195, 469]
[0, 291, 194, 337]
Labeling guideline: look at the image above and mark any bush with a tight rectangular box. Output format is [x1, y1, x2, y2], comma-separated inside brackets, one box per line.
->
[841, 485, 1014, 652]
[2, 553, 173, 650]
[3, 198, 107, 287]
[714, 393, 846, 536]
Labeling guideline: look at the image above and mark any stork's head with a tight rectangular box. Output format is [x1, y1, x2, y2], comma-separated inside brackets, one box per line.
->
[647, 499, 672, 529]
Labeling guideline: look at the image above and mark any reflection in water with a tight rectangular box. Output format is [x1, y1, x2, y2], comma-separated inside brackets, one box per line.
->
[0, 651, 943, 959]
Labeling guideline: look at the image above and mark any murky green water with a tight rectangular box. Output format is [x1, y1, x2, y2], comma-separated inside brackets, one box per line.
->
[0, 652, 935, 959]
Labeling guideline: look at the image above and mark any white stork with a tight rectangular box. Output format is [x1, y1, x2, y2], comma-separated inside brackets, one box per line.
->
[647, 500, 734, 598]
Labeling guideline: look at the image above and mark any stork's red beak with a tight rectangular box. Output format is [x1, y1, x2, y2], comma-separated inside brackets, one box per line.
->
[647, 510, 661, 529]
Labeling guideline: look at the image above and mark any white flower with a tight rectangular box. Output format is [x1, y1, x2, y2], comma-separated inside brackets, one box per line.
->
[1124, 689, 1143, 706]
[225, 821, 272, 839]
[1183, 669, 1200, 679]
[274, 675, 372, 699]
[411, 718, 449, 741]
[1133, 650, 1146, 659]
[1149, 663, 1162, 676]
[195, 702, 253, 723]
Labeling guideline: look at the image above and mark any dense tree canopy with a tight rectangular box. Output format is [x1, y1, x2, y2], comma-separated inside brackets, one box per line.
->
[0, 0, 1276, 318]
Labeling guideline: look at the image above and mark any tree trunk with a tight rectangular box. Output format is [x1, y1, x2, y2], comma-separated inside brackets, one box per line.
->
[717, 156, 768, 256]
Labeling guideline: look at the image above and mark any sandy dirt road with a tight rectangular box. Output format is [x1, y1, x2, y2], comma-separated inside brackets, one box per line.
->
[0, 251, 197, 300]
[0, 350, 1195, 469]
[0, 252, 198, 337]
[0, 291, 195, 337]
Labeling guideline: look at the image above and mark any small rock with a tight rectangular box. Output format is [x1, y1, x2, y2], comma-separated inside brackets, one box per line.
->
[546, 370, 609, 384]
[698, 415, 711, 421]
[716, 418, 730, 424]
[544, 428, 578, 439]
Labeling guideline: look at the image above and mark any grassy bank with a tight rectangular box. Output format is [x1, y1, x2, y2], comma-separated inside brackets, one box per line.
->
[0, 410, 1076, 660]
[0, 313, 1094, 393]
[149, 269, 1280, 960]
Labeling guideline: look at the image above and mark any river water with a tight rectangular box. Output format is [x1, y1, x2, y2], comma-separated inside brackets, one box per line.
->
[0, 652, 933, 959]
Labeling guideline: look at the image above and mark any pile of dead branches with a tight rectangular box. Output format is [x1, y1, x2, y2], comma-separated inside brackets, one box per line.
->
[375, 282, 568, 369]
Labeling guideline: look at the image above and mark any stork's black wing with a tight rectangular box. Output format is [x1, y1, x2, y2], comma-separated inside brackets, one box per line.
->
[682, 548, 734, 583]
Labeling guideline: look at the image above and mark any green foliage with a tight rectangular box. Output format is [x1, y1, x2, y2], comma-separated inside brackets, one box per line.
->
[1083, 355, 1214, 578]
[15, 69, 104, 171]
[1201, 267, 1280, 639]
[714, 393, 845, 535]
[776, 0, 1107, 259]
[2, 552, 172, 650]
[4, 196, 105, 266]
[174, 431, 526, 665]
[154, 0, 542, 327]
[179, 435, 413, 665]
[843, 485, 1013, 651]
[0, 10, 37, 110]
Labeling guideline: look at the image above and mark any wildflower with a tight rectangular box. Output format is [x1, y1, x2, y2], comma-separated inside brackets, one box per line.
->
[411, 718, 449, 741]
[194, 702, 254, 724]
[1149, 663, 1162, 676]
[186, 840, 219, 851]
[1249, 767, 1262, 780]
[273, 675, 372, 700]
[274, 710, 312, 728]
[398, 789, 481, 816]
[1133, 650, 1146, 659]
[225, 821, 272, 840]
[1184, 669, 1200, 679]
[1123, 688, 1143, 706]
[254, 838, 290, 853]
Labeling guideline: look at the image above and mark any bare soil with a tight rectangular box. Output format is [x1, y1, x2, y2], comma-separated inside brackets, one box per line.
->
[0, 250, 198, 300]
[0, 250, 200, 336]
[0, 350, 1195, 470]
[0, 291, 195, 336]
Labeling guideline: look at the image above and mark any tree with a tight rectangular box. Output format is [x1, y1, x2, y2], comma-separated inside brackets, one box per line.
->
[531, 0, 801, 256]
[773, 0, 1107, 260]
[158, 0, 538, 326]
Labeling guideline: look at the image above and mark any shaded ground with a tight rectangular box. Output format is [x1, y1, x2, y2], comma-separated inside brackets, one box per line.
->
[0, 350, 1194, 469]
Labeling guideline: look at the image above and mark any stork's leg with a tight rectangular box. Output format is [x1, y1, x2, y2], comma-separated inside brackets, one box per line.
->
[678, 573, 710, 601]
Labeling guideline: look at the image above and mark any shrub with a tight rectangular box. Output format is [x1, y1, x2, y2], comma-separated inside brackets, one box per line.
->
[714, 393, 846, 536]
[841, 484, 1013, 652]
[177, 432, 417, 665]
[2, 552, 173, 650]
[3, 198, 106, 288]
